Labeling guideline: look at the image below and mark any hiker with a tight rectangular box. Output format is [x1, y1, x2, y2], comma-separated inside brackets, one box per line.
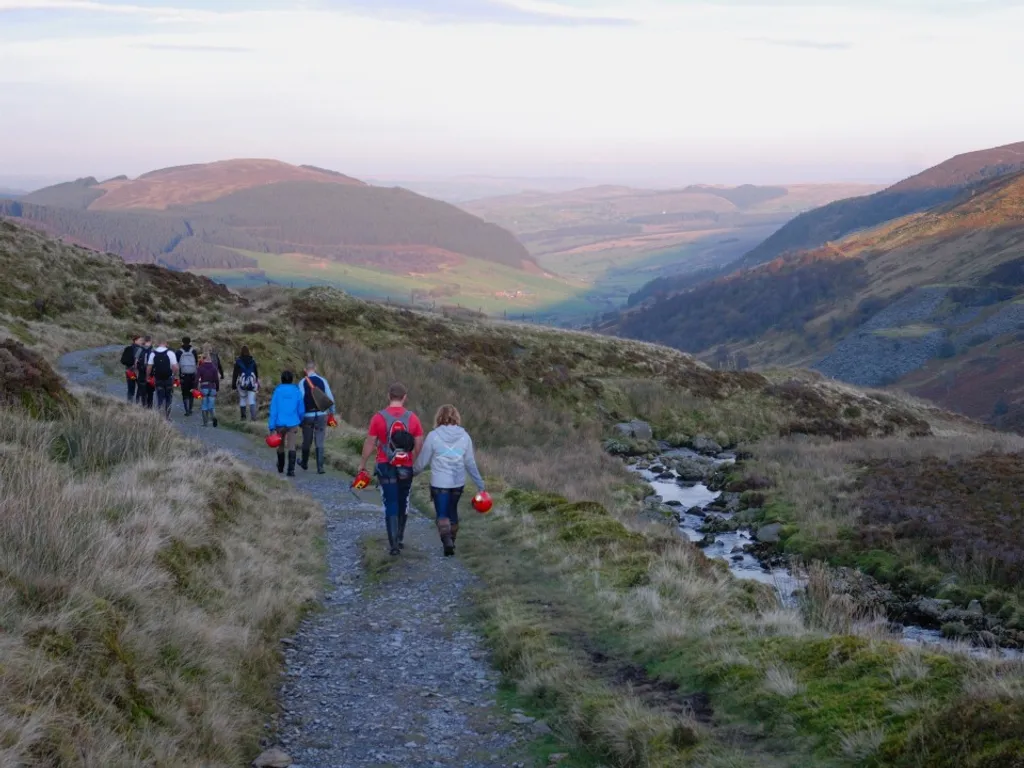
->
[413, 404, 485, 557]
[119, 334, 144, 404]
[231, 345, 260, 421]
[146, 340, 178, 420]
[136, 336, 154, 408]
[298, 361, 336, 475]
[358, 382, 424, 556]
[177, 336, 200, 416]
[197, 350, 220, 427]
[268, 370, 304, 477]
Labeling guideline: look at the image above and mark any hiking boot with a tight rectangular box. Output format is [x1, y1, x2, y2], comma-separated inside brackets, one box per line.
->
[299, 449, 309, 471]
[240, 407, 247, 421]
[316, 448, 325, 475]
[286, 451, 297, 477]
[212, 416, 218, 428]
[450, 523, 459, 555]
[277, 452, 285, 474]
[386, 516, 401, 556]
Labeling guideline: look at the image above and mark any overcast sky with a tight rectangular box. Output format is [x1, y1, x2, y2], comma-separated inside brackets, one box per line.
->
[1, 0, 1023, 187]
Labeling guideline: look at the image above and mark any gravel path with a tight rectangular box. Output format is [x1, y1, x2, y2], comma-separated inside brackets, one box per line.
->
[59, 347, 530, 768]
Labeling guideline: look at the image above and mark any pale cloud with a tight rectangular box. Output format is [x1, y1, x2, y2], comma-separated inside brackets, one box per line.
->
[0, 0, 1022, 184]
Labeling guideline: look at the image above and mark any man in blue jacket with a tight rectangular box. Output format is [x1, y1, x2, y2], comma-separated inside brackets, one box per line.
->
[268, 370, 305, 476]
[298, 361, 336, 475]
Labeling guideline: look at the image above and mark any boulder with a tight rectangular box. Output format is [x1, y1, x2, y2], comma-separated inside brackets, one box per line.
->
[912, 597, 954, 621]
[686, 506, 706, 518]
[670, 456, 710, 482]
[253, 749, 292, 768]
[614, 420, 653, 441]
[697, 533, 718, 549]
[665, 500, 683, 508]
[754, 523, 783, 543]
[691, 435, 723, 455]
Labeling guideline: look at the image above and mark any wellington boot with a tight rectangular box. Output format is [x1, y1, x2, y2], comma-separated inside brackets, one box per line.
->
[240, 407, 247, 421]
[276, 452, 285, 474]
[449, 523, 459, 554]
[386, 516, 401, 556]
[249, 404, 258, 421]
[212, 415, 218, 428]
[299, 449, 309, 471]
[316, 448, 326, 475]
[437, 518, 455, 557]
[287, 451, 297, 477]
[398, 510, 408, 550]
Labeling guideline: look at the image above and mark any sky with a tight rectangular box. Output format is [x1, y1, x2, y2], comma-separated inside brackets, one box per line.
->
[1, 0, 1024, 188]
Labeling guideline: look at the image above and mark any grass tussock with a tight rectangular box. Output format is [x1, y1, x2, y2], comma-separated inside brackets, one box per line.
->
[0, 402, 322, 766]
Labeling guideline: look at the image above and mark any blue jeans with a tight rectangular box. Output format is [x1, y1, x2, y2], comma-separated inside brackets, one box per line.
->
[430, 486, 463, 524]
[376, 463, 412, 519]
[200, 386, 217, 412]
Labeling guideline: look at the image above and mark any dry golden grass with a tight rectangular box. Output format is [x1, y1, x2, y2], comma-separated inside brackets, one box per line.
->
[0, 401, 322, 766]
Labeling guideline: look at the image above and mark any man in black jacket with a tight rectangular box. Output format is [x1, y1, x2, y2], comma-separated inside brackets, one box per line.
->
[119, 335, 143, 404]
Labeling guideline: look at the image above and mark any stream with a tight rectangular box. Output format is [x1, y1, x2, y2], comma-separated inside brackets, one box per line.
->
[635, 448, 1021, 661]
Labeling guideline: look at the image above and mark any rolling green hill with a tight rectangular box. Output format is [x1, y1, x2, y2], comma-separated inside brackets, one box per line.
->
[1, 159, 592, 316]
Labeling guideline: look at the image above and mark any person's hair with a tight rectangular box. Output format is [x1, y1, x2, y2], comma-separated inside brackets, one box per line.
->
[143, 335, 152, 343]
[201, 350, 212, 361]
[182, 336, 191, 346]
[240, 345, 250, 357]
[434, 404, 461, 427]
[388, 382, 407, 402]
[132, 334, 141, 343]
[305, 361, 316, 372]
[281, 370, 294, 384]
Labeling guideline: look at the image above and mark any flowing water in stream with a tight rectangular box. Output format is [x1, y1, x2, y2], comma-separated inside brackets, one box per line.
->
[637, 449, 1021, 660]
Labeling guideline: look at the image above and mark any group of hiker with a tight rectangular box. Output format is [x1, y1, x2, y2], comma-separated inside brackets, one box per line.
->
[122, 336, 485, 557]
[120, 335, 261, 426]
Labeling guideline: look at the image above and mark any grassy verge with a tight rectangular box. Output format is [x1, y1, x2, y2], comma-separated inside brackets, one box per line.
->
[452, 489, 1024, 767]
[0, 395, 322, 764]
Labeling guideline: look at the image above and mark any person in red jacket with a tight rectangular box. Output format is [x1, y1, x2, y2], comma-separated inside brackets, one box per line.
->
[358, 382, 424, 556]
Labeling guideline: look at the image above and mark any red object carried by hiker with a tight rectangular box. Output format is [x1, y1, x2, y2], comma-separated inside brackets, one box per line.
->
[265, 433, 283, 449]
[472, 491, 493, 514]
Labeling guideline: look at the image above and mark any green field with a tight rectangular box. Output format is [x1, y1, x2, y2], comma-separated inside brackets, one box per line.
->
[193, 249, 598, 319]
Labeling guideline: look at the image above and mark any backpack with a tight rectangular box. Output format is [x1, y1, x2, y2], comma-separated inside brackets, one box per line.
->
[179, 347, 197, 375]
[120, 345, 135, 367]
[152, 349, 173, 381]
[304, 375, 334, 412]
[379, 409, 415, 468]
[238, 358, 258, 392]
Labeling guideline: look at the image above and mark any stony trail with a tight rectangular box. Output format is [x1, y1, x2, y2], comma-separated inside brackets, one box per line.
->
[59, 347, 531, 768]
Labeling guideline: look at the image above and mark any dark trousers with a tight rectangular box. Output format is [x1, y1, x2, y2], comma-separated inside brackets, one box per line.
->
[180, 373, 197, 412]
[126, 376, 138, 403]
[377, 462, 412, 519]
[301, 415, 326, 453]
[138, 381, 154, 408]
[155, 379, 174, 417]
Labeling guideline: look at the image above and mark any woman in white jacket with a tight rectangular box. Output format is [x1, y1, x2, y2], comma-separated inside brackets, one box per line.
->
[413, 404, 485, 557]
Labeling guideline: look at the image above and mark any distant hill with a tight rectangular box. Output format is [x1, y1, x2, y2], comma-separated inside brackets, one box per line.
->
[462, 181, 881, 310]
[600, 166, 1024, 428]
[2, 159, 536, 273]
[736, 141, 1024, 269]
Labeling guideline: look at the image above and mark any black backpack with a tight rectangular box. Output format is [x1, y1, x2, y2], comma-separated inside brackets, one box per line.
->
[152, 349, 173, 381]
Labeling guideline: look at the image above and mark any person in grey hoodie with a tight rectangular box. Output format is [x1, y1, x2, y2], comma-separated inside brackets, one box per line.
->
[413, 404, 485, 557]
